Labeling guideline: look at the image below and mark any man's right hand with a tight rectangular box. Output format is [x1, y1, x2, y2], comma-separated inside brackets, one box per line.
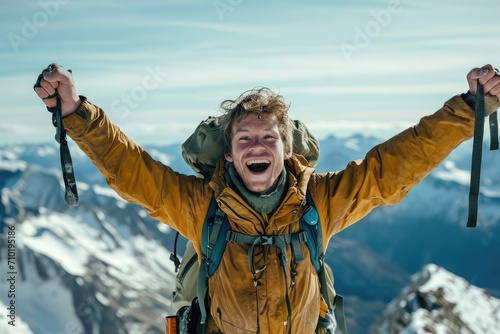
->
[33, 63, 82, 117]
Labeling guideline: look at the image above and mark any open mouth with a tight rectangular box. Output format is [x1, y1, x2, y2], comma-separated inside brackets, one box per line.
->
[246, 159, 270, 173]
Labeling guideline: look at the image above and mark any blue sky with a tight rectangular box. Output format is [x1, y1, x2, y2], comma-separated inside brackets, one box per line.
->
[1, 0, 499, 146]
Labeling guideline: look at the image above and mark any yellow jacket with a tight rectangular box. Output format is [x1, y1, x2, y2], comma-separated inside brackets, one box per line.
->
[63, 95, 474, 333]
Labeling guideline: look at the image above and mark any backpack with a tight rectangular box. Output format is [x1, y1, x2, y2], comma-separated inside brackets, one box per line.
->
[168, 116, 348, 334]
[181, 116, 320, 178]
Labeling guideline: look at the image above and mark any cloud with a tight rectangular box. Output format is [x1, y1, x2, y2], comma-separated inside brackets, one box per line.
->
[2, 0, 500, 147]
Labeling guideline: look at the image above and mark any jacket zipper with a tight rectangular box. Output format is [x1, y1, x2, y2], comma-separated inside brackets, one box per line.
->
[254, 273, 261, 333]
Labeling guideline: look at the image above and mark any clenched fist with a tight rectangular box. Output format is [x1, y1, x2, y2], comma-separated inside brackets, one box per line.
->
[466, 64, 500, 116]
[33, 63, 82, 117]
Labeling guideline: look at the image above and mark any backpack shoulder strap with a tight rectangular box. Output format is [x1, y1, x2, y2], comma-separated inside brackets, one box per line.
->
[198, 195, 230, 326]
[299, 191, 323, 272]
[298, 193, 331, 306]
[201, 197, 231, 277]
[301, 192, 349, 334]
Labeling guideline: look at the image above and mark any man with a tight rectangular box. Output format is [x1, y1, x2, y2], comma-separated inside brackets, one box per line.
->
[34, 63, 500, 334]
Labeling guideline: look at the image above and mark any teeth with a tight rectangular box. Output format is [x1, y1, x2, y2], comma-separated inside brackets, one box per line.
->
[246, 159, 270, 165]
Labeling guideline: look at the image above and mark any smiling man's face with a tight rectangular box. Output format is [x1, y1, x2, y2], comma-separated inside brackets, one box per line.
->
[225, 113, 292, 194]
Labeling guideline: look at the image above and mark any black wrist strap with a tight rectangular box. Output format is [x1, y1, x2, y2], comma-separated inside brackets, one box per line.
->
[467, 83, 499, 228]
[49, 93, 79, 206]
[467, 83, 485, 228]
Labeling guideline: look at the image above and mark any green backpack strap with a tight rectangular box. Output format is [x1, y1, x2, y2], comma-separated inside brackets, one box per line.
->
[225, 230, 307, 322]
[226, 231, 307, 274]
[333, 295, 348, 334]
[301, 193, 349, 334]
[198, 197, 227, 326]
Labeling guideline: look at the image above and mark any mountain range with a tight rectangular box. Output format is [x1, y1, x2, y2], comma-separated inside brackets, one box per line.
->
[0, 133, 499, 334]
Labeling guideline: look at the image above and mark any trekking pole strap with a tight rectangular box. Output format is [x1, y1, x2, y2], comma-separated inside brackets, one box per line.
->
[33, 66, 79, 206]
[51, 93, 79, 207]
[467, 82, 485, 228]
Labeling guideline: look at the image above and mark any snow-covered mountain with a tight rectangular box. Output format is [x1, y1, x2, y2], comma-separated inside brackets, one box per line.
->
[371, 264, 500, 334]
[0, 147, 181, 333]
[0, 299, 31, 333]
[322, 135, 500, 298]
[0, 134, 499, 334]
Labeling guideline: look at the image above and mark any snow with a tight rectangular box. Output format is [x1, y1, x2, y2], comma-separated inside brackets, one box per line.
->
[0, 251, 85, 334]
[19, 209, 177, 289]
[400, 309, 457, 334]
[344, 138, 361, 151]
[36, 145, 57, 157]
[0, 160, 27, 171]
[19, 214, 92, 276]
[95, 291, 110, 306]
[0, 300, 33, 334]
[418, 264, 500, 334]
[13, 278, 85, 334]
[6, 203, 178, 333]
[138, 209, 148, 218]
[433, 159, 500, 198]
[0, 147, 23, 161]
[379, 264, 500, 334]
[157, 221, 170, 233]
[432, 161, 470, 186]
[149, 148, 174, 165]
[77, 182, 90, 191]
[92, 184, 126, 202]
[480, 187, 500, 198]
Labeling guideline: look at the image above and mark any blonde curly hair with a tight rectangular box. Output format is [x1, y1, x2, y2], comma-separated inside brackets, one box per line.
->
[219, 87, 293, 154]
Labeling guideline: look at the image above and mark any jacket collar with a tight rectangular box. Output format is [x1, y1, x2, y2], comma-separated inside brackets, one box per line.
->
[209, 154, 314, 198]
[208, 154, 315, 233]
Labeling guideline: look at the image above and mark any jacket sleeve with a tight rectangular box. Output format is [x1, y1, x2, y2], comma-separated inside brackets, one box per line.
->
[311, 95, 475, 239]
[62, 99, 211, 241]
